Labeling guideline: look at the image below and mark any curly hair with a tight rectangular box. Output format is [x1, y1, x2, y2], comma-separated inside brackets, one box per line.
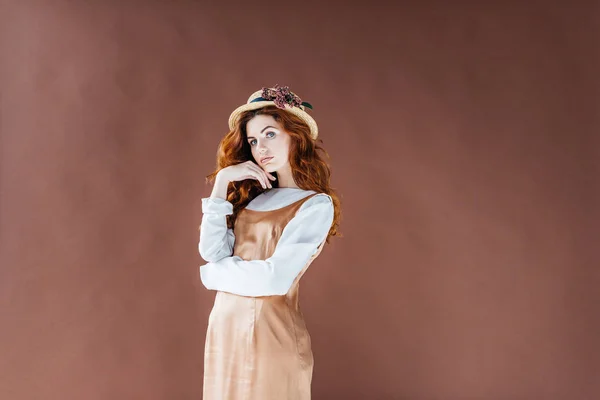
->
[206, 105, 341, 243]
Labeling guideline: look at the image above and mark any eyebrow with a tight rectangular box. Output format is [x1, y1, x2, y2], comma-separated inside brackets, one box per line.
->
[247, 125, 277, 140]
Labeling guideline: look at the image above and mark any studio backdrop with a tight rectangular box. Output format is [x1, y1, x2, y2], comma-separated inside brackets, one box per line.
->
[0, 1, 598, 399]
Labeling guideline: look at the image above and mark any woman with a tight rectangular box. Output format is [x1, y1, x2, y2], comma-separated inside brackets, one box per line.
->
[198, 85, 341, 400]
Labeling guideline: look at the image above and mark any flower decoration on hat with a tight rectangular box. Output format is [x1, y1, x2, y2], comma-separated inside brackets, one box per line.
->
[259, 84, 313, 110]
[230, 84, 318, 139]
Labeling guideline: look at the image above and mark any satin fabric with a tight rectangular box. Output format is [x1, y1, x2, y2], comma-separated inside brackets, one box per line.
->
[203, 193, 323, 400]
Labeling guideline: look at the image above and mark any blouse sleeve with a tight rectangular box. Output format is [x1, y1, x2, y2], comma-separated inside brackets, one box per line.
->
[199, 193, 334, 297]
[198, 197, 236, 262]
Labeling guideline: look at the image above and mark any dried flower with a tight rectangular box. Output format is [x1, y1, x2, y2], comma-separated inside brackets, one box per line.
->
[261, 84, 303, 109]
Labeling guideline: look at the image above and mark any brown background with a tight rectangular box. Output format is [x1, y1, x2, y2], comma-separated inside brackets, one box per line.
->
[1, 1, 599, 399]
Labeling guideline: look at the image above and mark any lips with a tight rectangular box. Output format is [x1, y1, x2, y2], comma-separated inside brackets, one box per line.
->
[260, 156, 274, 164]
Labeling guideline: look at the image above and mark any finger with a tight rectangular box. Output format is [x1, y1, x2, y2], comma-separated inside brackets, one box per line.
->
[254, 169, 270, 189]
[252, 162, 275, 180]
[265, 172, 275, 185]
[248, 169, 267, 189]
[247, 164, 270, 188]
[256, 167, 273, 187]
[246, 173, 265, 188]
[255, 165, 275, 185]
[261, 169, 274, 187]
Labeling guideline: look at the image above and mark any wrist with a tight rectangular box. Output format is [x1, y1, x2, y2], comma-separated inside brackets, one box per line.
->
[211, 172, 230, 200]
[215, 170, 230, 185]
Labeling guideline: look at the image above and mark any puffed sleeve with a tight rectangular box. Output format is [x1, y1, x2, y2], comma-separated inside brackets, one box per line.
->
[198, 197, 236, 262]
[199, 194, 334, 297]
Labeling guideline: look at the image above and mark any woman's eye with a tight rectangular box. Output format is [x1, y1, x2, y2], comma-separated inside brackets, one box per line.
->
[249, 140, 257, 146]
[266, 131, 275, 138]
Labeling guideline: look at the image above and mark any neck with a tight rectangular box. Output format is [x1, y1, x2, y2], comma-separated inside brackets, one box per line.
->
[275, 164, 299, 188]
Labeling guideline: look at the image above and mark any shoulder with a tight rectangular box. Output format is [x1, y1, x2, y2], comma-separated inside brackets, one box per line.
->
[292, 194, 334, 236]
[298, 193, 333, 212]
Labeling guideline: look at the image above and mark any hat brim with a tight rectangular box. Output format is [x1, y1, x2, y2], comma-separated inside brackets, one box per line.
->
[228, 101, 319, 140]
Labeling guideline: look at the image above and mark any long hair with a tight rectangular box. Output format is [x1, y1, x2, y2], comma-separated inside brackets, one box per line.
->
[206, 105, 341, 243]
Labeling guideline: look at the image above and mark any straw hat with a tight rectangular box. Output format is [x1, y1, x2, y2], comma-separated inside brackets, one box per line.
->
[228, 85, 318, 139]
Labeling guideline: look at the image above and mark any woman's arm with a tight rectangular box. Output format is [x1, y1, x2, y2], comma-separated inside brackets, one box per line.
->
[199, 194, 334, 297]
[198, 175, 235, 262]
[199, 164, 277, 262]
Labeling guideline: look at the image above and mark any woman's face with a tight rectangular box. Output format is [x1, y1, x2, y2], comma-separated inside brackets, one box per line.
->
[246, 114, 292, 173]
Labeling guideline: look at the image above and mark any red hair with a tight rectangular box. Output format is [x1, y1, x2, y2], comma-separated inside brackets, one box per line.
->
[206, 105, 341, 242]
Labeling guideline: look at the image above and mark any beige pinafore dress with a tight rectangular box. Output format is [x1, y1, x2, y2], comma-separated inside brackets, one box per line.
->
[203, 193, 323, 400]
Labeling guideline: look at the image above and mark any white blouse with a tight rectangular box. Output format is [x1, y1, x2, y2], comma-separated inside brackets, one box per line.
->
[198, 188, 334, 297]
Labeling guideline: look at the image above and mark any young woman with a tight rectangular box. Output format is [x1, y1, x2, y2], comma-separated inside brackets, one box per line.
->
[198, 85, 341, 400]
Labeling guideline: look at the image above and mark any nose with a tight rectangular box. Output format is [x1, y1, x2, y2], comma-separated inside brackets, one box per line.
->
[257, 142, 268, 153]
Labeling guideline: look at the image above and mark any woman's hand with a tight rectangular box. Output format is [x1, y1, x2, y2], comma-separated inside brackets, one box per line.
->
[218, 161, 277, 189]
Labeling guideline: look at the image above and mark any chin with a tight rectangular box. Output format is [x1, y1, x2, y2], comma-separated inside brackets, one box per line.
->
[259, 162, 278, 173]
